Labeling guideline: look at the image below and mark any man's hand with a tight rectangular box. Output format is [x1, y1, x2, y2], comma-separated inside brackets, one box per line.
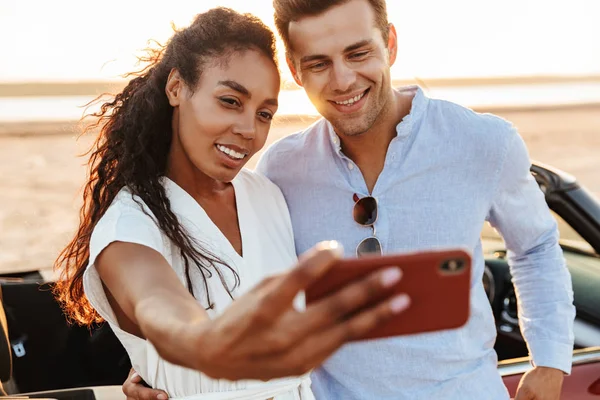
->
[123, 370, 168, 400]
[514, 366, 564, 400]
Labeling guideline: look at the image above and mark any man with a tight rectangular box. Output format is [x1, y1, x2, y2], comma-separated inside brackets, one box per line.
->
[126, 0, 574, 399]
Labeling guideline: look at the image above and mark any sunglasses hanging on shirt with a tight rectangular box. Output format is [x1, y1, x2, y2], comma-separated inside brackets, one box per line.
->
[353, 193, 382, 257]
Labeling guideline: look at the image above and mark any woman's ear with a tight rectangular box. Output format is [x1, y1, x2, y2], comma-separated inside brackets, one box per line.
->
[165, 68, 183, 107]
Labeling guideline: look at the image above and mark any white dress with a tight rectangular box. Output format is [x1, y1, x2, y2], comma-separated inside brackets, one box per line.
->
[83, 169, 314, 400]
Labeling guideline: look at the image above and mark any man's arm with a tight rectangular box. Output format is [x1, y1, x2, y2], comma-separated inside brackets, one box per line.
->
[487, 131, 575, 374]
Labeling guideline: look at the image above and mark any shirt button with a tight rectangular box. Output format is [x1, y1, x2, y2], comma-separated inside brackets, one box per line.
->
[348, 163, 354, 170]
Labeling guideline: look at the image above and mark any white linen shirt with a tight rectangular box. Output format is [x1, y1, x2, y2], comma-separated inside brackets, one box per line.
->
[83, 169, 313, 400]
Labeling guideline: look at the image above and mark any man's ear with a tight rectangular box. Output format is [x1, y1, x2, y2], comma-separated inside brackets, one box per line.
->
[286, 56, 303, 87]
[165, 68, 184, 107]
[387, 23, 398, 66]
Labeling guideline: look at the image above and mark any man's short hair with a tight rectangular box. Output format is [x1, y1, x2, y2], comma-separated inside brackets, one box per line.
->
[273, 0, 389, 57]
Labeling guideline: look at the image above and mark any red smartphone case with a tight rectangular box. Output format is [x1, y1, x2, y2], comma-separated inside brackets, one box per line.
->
[305, 248, 472, 340]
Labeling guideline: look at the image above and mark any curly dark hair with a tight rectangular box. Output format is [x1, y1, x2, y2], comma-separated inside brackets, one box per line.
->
[54, 7, 278, 325]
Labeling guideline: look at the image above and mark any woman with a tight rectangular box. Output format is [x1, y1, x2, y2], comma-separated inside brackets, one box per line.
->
[54, 7, 409, 400]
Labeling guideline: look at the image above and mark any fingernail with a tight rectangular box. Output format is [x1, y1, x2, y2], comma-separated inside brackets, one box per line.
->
[390, 294, 410, 313]
[130, 372, 139, 381]
[381, 267, 402, 288]
[157, 394, 167, 400]
[322, 240, 343, 256]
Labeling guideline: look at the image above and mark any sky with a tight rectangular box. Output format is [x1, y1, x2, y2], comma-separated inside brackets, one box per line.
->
[0, 0, 599, 83]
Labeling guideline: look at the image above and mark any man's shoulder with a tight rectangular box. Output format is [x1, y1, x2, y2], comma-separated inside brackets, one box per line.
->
[424, 97, 520, 173]
[428, 96, 516, 141]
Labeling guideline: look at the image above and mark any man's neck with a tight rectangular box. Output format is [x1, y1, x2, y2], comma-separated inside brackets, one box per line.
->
[339, 88, 415, 192]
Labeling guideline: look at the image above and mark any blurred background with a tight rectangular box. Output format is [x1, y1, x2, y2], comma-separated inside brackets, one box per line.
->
[1, 0, 599, 275]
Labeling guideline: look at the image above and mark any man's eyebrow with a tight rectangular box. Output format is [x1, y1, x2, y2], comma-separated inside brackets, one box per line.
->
[265, 98, 278, 107]
[299, 39, 374, 64]
[217, 80, 250, 97]
[300, 54, 328, 64]
[344, 39, 373, 53]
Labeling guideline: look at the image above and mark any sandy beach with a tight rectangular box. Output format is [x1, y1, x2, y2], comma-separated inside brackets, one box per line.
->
[1, 105, 599, 275]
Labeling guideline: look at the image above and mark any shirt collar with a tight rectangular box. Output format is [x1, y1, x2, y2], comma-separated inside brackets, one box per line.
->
[327, 85, 428, 153]
[395, 85, 427, 140]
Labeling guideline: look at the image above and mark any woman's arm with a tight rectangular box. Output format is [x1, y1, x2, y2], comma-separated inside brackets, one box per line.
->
[96, 240, 410, 381]
[95, 241, 209, 369]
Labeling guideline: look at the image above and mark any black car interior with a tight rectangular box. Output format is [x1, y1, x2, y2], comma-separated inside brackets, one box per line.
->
[0, 280, 130, 399]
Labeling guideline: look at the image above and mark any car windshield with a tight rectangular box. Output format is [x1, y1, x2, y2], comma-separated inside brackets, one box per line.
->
[481, 210, 597, 255]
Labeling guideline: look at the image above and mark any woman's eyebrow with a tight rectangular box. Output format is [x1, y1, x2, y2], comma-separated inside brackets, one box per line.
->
[218, 80, 277, 106]
[218, 80, 250, 97]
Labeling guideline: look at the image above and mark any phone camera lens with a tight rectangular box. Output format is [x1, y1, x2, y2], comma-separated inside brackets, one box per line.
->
[440, 259, 465, 273]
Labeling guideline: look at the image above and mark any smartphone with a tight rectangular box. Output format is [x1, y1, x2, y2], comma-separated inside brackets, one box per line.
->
[305, 248, 472, 340]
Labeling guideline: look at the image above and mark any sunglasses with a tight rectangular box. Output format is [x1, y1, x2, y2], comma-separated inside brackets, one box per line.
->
[353, 194, 382, 257]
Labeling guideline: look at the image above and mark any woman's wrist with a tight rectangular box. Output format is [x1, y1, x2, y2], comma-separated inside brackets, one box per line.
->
[177, 318, 211, 371]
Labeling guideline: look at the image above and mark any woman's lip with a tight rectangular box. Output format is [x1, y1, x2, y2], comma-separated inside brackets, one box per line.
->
[216, 143, 249, 155]
[329, 89, 370, 114]
[215, 145, 246, 168]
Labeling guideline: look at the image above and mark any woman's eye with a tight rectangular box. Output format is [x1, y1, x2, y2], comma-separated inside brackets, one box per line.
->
[258, 111, 274, 121]
[220, 97, 240, 107]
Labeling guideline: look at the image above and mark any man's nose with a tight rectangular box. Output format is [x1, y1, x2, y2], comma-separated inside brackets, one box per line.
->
[330, 62, 357, 93]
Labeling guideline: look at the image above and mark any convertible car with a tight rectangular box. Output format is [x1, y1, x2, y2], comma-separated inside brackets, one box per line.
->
[487, 162, 600, 398]
[0, 162, 598, 399]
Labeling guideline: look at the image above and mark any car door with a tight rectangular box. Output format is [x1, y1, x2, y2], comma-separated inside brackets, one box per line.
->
[501, 347, 600, 399]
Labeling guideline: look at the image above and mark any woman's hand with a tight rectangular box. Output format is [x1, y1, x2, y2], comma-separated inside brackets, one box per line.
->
[182, 241, 410, 381]
[124, 241, 410, 398]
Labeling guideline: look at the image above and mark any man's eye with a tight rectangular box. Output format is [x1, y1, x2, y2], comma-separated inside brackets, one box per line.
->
[310, 62, 327, 71]
[350, 51, 368, 59]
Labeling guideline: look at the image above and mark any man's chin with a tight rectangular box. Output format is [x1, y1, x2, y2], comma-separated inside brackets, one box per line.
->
[339, 129, 368, 137]
[330, 119, 372, 137]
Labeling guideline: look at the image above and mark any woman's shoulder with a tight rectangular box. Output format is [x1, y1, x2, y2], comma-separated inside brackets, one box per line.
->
[91, 187, 164, 257]
[235, 168, 284, 199]
[102, 186, 158, 223]
[235, 169, 292, 226]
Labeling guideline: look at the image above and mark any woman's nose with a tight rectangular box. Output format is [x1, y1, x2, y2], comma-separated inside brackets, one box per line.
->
[232, 115, 256, 139]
